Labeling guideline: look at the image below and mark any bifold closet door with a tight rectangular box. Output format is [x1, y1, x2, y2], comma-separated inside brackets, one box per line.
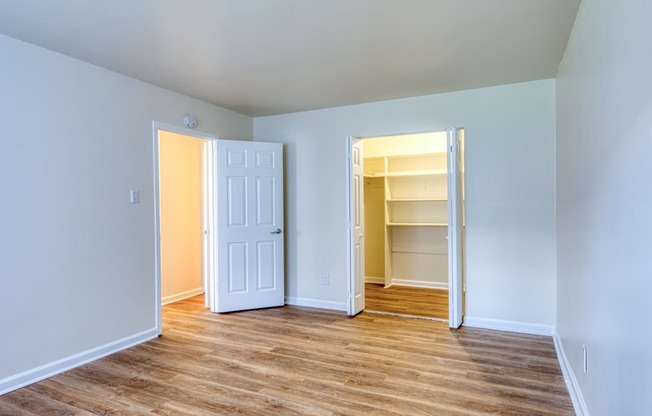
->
[347, 137, 365, 316]
[447, 128, 464, 329]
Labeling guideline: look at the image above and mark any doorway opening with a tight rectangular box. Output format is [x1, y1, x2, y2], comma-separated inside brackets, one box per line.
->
[346, 129, 465, 328]
[153, 122, 217, 334]
[154, 129, 286, 332]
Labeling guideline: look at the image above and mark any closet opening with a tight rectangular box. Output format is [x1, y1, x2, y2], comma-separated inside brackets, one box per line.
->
[346, 129, 465, 328]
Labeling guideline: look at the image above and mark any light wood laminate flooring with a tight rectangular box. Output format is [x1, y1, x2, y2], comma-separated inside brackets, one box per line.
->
[365, 283, 449, 320]
[0, 295, 573, 415]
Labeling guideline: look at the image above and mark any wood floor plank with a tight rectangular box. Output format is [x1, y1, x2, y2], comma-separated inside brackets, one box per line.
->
[364, 283, 449, 319]
[28, 378, 148, 415]
[0, 386, 88, 415]
[0, 295, 573, 415]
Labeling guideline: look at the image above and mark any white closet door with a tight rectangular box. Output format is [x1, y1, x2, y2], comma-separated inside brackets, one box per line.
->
[348, 137, 365, 315]
[447, 128, 464, 328]
[214, 140, 284, 313]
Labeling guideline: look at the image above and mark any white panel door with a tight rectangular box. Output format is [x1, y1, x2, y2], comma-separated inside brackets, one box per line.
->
[214, 140, 284, 313]
[447, 128, 464, 328]
[348, 137, 365, 315]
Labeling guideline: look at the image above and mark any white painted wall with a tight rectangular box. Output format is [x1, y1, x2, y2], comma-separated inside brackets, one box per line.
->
[0, 34, 252, 384]
[254, 79, 557, 327]
[556, 0, 652, 414]
[363, 178, 384, 279]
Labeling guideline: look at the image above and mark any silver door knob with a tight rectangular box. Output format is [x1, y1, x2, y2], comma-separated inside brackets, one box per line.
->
[270, 228, 282, 234]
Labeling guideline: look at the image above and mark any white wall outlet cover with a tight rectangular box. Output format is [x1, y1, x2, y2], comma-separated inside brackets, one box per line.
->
[183, 114, 198, 128]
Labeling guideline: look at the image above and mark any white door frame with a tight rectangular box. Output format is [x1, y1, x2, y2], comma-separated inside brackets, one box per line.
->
[345, 129, 466, 326]
[152, 121, 218, 335]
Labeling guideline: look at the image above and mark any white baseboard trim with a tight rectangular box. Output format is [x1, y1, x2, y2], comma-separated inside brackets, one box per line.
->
[364, 276, 385, 284]
[390, 279, 448, 290]
[463, 316, 555, 336]
[0, 328, 158, 396]
[553, 331, 589, 416]
[285, 296, 347, 312]
[162, 287, 204, 305]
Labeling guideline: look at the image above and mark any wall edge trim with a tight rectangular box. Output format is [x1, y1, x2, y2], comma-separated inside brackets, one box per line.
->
[463, 316, 555, 336]
[553, 330, 590, 416]
[0, 328, 158, 395]
[162, 287, 204, 306]
[364, 276, 384, 284]
[285, 296, 348, 312]
[390, 279, 448, 290]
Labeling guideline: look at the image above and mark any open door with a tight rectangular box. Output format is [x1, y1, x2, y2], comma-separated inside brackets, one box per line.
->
[447, 128, 464, 328]
[347, 137, 365, 316]
[213, 139, 284, 313]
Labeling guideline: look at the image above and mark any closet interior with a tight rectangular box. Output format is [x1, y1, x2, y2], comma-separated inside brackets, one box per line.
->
[363, 131, 451, 292]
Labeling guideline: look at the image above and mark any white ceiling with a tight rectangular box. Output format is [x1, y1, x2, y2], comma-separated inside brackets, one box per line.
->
[0, 0, 580, 117]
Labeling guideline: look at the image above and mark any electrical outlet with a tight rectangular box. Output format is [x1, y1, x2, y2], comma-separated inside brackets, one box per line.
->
[320, 274, 330, 285]
[582, 344, 588, 373]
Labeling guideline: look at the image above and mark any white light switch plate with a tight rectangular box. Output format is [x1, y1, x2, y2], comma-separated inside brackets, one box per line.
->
[130, 190, 140, 204]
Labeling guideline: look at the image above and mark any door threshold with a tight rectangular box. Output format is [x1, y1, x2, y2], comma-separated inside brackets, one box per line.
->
[364, 309, 448, 323]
